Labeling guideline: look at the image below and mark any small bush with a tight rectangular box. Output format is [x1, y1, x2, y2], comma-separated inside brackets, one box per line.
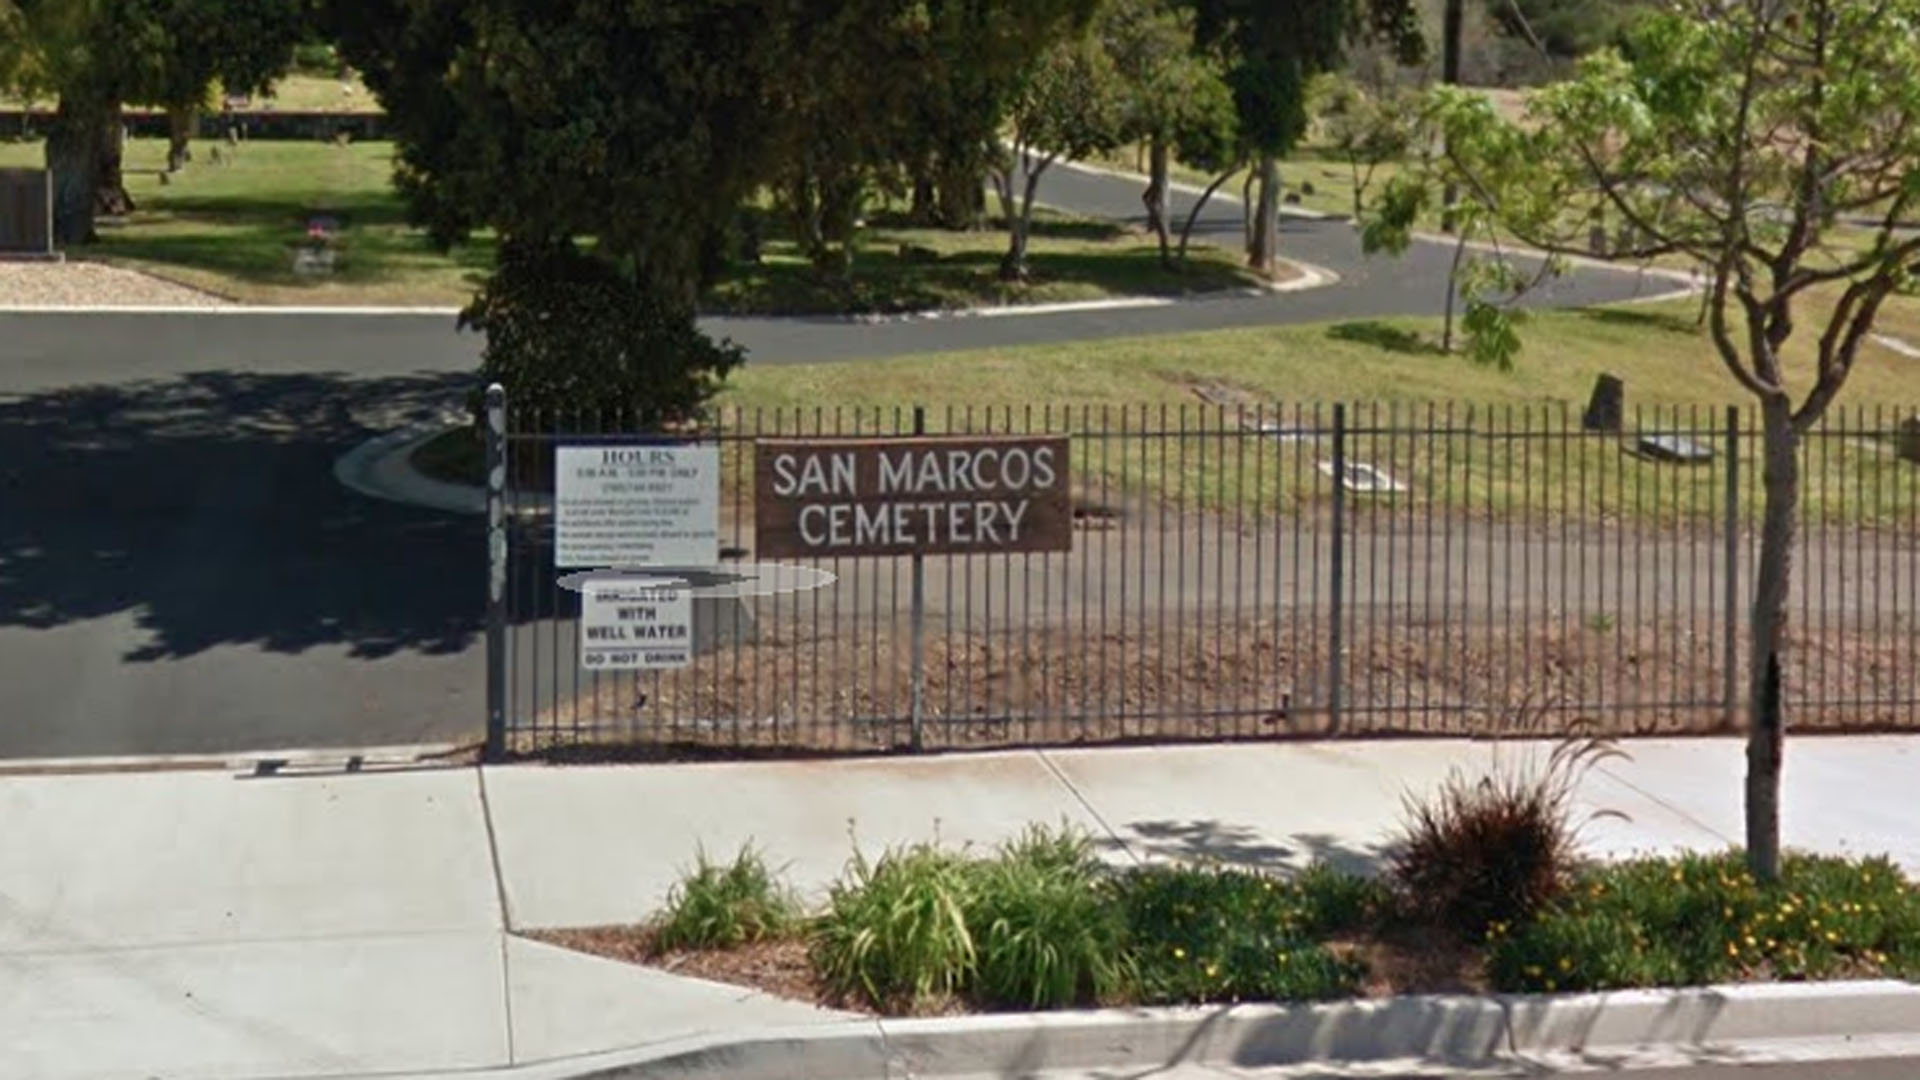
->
[810, 841, 979, 1011]
[1289, 861, 1392, 937]
[1390, 735, 1624, 938]
[1489, 850, 1920, 992]
[1115, 865, 1366, 1005]
[653, 844, 801, 952]
[969, 826, 1132, 1009]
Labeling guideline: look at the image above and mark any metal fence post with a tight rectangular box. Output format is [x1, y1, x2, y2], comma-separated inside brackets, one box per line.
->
[1723, 404, 1740, 731]
[909, 404, 928, 751]
[485, 383, 509, 763]
[1328, 403, 1347, 733]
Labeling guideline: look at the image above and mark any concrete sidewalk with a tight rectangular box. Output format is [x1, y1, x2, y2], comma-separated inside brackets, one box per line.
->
[2, 736, 1916, 1080]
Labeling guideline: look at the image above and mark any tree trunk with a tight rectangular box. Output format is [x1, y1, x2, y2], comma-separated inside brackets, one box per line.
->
[935, 159, 983, 231]
[1745, 401, 1798, 885]
[1248, 155, 1280, 275]
[1241, 169, 1256, 249]
[1440, 0, 1463, 233]
[817, 174, 861, 281]
[1177, 167, 1239, 265]
[910, 172, 936, 225]
[1443, 232, 1469, 352]
[167, 105, 197, 171]
[95, 107, 134, 217]
[995, 160, 1030, 282]
[48, 102, 105, 246]
[1145, 138, 1172, 267]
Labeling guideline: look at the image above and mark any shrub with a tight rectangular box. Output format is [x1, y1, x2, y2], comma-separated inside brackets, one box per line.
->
[1489, 850, 1920, 992]
[1289, 861, 1392, 937]
[653, 843, 801, 952]
[1115, 864, 1366, 1005]
[810, 841, 980, 1011]
[1390, 734, 1625, 938]
[968, 826, 1133, 1009]
[460, 240, 745, 426]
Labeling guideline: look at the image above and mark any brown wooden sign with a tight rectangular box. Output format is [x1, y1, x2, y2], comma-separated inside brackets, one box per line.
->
[754, 436, 1072, 558]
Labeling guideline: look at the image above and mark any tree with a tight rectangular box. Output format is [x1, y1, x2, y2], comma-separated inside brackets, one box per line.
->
[766, 1, 924, 280]
[1185, 0, 1425, 276]
[992, 31, 1127, 280]
[1318, 74, 1418, 219]
[896, 0, 1103, 230]
[1367, 0, 1920, 882]
[0, 0, 305, 245]
[327, 0, 858, 417]
[1102, 0, 1236, 266]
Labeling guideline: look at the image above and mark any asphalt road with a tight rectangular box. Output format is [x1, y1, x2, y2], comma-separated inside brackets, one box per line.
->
[0, 161, 1684, 759]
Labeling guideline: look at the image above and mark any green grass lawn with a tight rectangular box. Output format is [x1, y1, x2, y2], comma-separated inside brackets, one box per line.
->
[0, 136, 492, 305]
[708, 206, 1274, 316]
[0, 72, 382, 114]
[715, 299, 1920, 527]
[0, 137, 1272, 309]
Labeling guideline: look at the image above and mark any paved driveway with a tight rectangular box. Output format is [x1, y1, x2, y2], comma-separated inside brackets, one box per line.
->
[0, 162, 1682, 759]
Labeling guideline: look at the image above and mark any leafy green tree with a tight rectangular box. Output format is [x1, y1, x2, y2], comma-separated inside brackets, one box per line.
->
[992, 31, 1127, 280]
[0, 0, 305, 244]
[1186, 0, 1425, 275]
[1317, 73, 1418, 218]
[328, 0, 867, 416]
[897, 0, 1103, 230]
[767, 0, 925, 280]
[1367, 0, 1920, 882]
[1102, 0, 1236, 265]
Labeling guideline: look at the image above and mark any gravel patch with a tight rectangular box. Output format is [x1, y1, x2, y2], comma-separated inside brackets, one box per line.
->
[0, 261, 227, 308]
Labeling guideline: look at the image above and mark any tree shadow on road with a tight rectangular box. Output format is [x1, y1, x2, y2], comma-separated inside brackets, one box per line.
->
[0, 368, 481, 661]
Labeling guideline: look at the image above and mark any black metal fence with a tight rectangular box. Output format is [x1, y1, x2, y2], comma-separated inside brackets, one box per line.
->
[484, 389, 1920, 758]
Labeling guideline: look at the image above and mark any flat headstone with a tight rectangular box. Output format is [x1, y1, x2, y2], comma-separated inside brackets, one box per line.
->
[1584, 374, 1625, 432]
[1638, 433, 1715, 464]
[1318, 460, 1407, 494]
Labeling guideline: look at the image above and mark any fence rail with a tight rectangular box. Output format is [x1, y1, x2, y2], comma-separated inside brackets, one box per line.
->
[487, 395, 1920, 758]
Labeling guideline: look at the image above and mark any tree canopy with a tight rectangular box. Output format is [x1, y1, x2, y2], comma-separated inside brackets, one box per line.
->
[1366, 0, 1920, 882]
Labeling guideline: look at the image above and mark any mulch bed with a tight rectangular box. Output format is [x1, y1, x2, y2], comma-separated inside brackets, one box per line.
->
[519, 923, 1492, 1014]
[522, 926, 873, 1014]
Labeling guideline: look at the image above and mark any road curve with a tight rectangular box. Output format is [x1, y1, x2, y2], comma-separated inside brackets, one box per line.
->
[0, 157, 1685, 759]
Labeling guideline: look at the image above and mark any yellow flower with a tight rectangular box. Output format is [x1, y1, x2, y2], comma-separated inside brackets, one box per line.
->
[1206, 964, 1219, 978]
[1525, 965, 1543, 977]
[1558, 957, 1572, 973]
[1744, 934, 1758, 947]
[1726, 942, 1740, 957]
[1722, 907, 1734, 919]
[1173, 947, 1186, 959]
[1825, 930, 1839, 943]
[1765, 938, 1777, 949]
[1810, 919, 1821, 930]
[1545, 979, 1557, 992]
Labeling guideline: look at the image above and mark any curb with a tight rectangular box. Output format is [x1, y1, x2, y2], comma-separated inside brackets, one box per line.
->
[1873, 333, 1920, 360]
[334, 416, 487, 515]
[1047, 156, 1341, 221]
[387, 979, 1920, 1079]
[0, 741, 471, 777]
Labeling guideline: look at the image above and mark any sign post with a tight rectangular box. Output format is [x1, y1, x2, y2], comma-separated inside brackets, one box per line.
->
[754, 431, 1072, 746]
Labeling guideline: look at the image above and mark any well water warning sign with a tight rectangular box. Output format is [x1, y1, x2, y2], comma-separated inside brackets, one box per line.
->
[579, 581, 693, 670]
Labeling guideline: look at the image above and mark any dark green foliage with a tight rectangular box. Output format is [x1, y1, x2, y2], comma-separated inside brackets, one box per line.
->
[654, 845, 803, 952]
[459, 240, 745, 423]
[1390, 738, 1622, 939]
[1489, 851, 1920, 993]
[1491, 0, 1657, 60]
[1113, 864, 1368, 1004]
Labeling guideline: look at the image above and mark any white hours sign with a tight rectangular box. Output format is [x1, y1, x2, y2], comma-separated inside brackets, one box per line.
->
[555, 445, 719, 569]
